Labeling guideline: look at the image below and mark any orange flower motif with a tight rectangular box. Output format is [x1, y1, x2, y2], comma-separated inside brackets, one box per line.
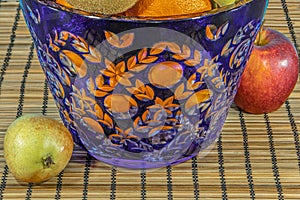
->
[88, 75, 114, 97]
[196, 58, 226, 93]
[101, 59, 133, 87]
[148, 96, 180, 116]
[196, 58, 220, 81]
[109, 127, 139, 146]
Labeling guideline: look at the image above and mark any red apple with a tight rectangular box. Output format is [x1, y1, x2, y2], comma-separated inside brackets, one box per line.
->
[234, 27, 299, 114]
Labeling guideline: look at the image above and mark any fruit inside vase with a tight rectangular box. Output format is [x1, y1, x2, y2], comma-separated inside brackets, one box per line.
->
[51, 0, 243, 17]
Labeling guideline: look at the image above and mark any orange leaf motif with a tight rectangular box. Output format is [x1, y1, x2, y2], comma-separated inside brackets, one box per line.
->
[94, 90, 108, 97]
[140, 56, 158, 64]
[150, 42, 181, 55]
[128, 64, 147, 72]
[115, 61, 126, 73]
[145, 85, 155, 100]
[99, 85, 114, 92]
[100, 114, 114, 128]
[47, 34, 60, 52]
[175, 83, 193, 100]
[104, 31, 134, 48]
[172, 44, 191, 60]
[119, 33, 135, 48]
[54, 81, 65, 99]
[59, 69, 71, 87]
[185, 89, 211, 110]
[184, 50, 201, 66]
[205, 22, 229, 41]
[148, 126, 163, 137]
[117, 73, 133, 86]
[138, 48, 147, 61]
[83, 46, 102, 63]
[140, 111, 149, 125]
[221, 39, 234, 57]
[187, 73, 203, 91]
[127, 56, 137, 69]
[137, 48, 158, 64]
[60, 50, 87, 77]
[82, 117, 104, 134]
[109, 134, 123, 141]
[163, 96, 174, 107]
[95, 75, 104, 88]
[206, 24, 217, 41]
[94, 104, 104, 119]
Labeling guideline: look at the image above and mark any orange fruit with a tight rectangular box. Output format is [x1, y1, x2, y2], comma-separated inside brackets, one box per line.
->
[56, 0, 73, 8]
[148, 61, 183, 88]
[125, 0, 212, 17]
[104, 94, 137, 113]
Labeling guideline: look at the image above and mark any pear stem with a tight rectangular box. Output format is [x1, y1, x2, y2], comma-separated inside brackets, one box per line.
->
[43, 154, 55, 168]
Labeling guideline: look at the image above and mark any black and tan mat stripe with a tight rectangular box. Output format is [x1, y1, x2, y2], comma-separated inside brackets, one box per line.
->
[0, 0, 299, 199]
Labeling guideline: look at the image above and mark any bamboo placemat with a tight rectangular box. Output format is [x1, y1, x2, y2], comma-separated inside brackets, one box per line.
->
[0, 0, 299, 199]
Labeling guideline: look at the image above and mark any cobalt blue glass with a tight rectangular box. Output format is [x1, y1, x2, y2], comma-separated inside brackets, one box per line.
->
[20, 0, 268, 169]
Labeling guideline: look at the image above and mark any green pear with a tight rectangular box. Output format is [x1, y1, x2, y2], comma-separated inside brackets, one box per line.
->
[4, 114, 74, 183]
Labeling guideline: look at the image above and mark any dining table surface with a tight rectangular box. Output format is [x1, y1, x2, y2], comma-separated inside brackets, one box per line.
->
[0, 0, 299, 199]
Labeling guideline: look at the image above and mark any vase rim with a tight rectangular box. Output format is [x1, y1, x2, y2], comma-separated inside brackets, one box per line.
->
[22, 0, 266, 22]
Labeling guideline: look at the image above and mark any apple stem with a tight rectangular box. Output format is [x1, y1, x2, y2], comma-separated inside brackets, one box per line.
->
[255, 20, 265, 46]
[43, 154, 55, 168]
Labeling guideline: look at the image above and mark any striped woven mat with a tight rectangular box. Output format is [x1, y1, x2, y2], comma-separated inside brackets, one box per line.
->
[0, 0, 299, 199]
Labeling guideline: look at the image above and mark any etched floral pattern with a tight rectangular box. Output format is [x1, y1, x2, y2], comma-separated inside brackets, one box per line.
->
[32, 24, 261, 163]
[21, 0, 267, 168]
